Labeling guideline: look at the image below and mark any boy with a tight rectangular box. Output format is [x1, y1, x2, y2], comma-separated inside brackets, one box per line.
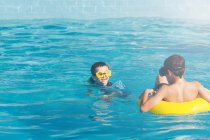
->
[88, 62, 112, 87]
[87, 62, 113, 100]
[88, 62, 128, 100]
[140, 54, 210, 112]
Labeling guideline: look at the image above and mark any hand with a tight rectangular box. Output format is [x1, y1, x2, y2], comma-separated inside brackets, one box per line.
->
[145, 89, 154, 95]
[139, 89, 154, 100]
[98, 95, 112, 101]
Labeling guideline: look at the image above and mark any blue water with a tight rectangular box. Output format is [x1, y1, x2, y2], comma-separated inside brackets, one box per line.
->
[1, 18, 210, 139]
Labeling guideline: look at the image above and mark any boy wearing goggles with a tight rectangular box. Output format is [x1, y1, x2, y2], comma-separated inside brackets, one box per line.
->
[140, 54, 210, 112]
[89, 62, 112, 86]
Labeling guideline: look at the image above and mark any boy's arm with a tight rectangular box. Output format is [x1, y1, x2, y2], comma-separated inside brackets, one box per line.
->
[140, 87, 167, 112]
[140, 89, 154, 105]
[197, 82, 210, 102]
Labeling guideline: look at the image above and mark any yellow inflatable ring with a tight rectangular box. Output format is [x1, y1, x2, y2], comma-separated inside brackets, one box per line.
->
[150, 96, 210, 115]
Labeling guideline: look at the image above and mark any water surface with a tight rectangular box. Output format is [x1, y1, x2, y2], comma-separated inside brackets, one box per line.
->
[1, 18, 210, 139]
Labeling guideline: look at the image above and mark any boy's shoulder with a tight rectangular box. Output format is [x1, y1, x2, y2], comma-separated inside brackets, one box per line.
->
[185, 80, 201, 88]
[88, 77, 95, 84]
[107, 82, 112, 86]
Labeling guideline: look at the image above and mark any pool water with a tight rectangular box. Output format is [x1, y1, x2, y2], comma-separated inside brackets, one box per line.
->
[1, 18, 210, 139]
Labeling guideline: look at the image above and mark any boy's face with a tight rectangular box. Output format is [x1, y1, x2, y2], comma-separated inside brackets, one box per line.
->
[94, 66, 111, 86]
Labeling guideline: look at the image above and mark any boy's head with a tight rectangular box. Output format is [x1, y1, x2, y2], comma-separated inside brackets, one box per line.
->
[91, 62, 111, 86]
[160, 54, 185, 79]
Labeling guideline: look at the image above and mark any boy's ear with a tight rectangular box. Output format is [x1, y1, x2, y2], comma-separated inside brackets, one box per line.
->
[167, 69, 172, 76]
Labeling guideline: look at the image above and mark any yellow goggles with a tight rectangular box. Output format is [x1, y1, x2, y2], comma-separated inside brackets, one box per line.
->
[95, 70, 112, 78]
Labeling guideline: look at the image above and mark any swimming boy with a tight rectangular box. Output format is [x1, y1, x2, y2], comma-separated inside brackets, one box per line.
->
[140, 54, 210, 112]
[87, 62, 114, 100]
[88, 62, 128, 100]
[88, 62, 112, 87]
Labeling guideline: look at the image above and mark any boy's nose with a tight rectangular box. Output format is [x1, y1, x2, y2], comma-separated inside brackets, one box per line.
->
[102, 74, 107, 78]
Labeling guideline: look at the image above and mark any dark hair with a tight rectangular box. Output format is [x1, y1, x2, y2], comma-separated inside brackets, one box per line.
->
[159, 66, 168, 76]
[163, 54, 185, 78]
[91, 62, 109, 76]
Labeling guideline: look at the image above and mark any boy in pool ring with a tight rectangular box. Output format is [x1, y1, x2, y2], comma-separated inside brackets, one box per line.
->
[140, 54, 210, 112]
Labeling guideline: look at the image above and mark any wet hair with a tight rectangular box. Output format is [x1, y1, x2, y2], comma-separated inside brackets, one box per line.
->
[163, 54, 185, 78]
[159, 66, 168, 76]
[91, 62, 109, 76]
